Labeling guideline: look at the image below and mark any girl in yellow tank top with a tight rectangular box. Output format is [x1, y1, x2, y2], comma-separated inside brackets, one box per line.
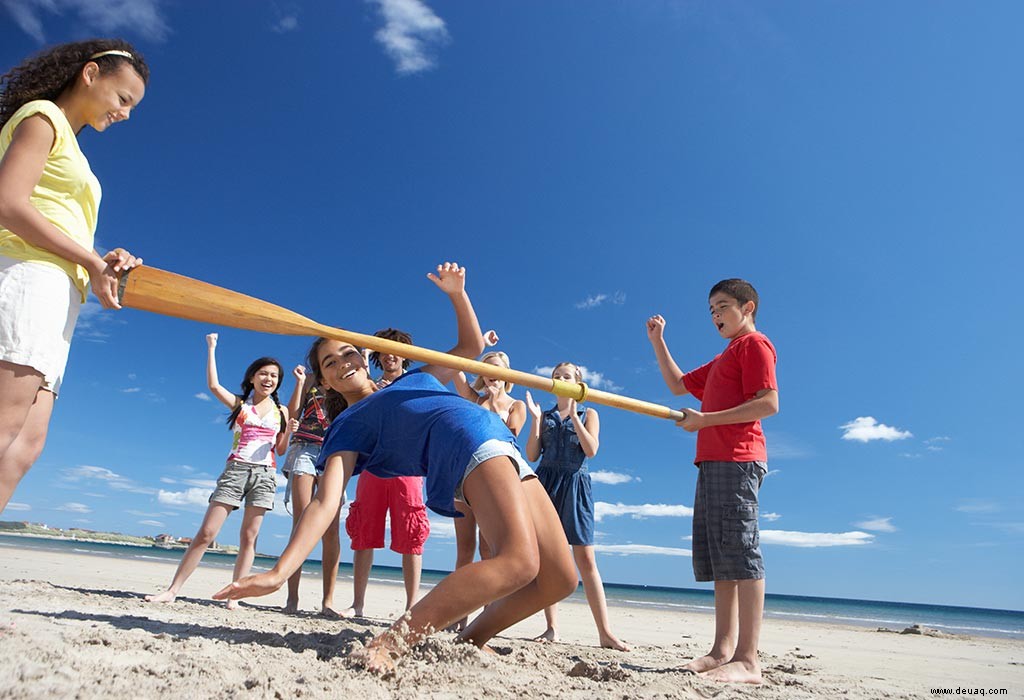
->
[0, 40, 150, 513]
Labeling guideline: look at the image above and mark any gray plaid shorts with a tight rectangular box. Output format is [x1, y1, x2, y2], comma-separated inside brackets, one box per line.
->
[692, 461, 766, 582]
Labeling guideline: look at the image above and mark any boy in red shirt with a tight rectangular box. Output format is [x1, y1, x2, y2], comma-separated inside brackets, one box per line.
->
[646, 279, 778, 684]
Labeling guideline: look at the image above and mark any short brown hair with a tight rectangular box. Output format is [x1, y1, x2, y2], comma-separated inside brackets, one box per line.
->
[709, 279, 759, 320]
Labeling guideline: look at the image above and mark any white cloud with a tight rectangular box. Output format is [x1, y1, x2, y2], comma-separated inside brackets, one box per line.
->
[138, 520, 164, 527]
[271, 12, 298, 33]
[5, 0, 169, 44]
[840, 416, 912, 443]
[61, 465, 155, 495]
[157, 488, 210, 509]
[590, 470, 634, 485]
[194, 392, 212, 402]
[760, 530, 874, 547]
[369, 0, 449, 75]
[926, 436, 951, 444]
[427, 518, 456, 540]
[121, 387, 141, 393]
[593, 544, 691, 557]
[59, 502, 92, 514]
[575, 291, 626, 310]
[533, 365, 623, 392]
[761, 512, 781, 522]
[855, 516, 897, 533]
[5, 502, 31, 511]
[955, 500, 1000, 514]
[594, 501, 693, 522]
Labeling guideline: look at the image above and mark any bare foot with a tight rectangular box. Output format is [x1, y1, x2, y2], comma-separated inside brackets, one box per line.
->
[533, 627, 559, 643]
[282, 600, 300, 614]
[320, 606, 342, 620]
[338, 605, 363, 619]
[478, 643, 498, 656]
[599, 633, 631, 652]
[702, 659, 763, 684]
[681, 653, 731, 673]
[144, 590, 177, 604]
[225, 599, 240, 610]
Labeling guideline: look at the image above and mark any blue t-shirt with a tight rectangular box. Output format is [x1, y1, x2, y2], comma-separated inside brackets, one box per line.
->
[316, 369, 518, 517]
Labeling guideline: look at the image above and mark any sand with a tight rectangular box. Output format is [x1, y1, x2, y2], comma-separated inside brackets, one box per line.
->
[1, 546, 1022, 699]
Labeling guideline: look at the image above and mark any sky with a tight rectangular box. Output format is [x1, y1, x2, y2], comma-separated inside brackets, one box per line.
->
[2, 0, 1021, 611]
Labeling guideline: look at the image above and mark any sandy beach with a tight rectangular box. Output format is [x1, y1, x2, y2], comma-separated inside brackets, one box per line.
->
[1, 545, 1021, 699]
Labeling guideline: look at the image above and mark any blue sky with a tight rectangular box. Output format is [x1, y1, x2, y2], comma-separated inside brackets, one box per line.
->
[2, 1, 1021, 611]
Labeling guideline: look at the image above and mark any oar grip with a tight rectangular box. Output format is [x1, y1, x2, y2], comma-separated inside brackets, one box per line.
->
[551, 379, 589, 402]
[117, 267, 132, 304]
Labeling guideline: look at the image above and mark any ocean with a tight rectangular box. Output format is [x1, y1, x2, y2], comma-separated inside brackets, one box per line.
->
[3, 533, 1021, 640]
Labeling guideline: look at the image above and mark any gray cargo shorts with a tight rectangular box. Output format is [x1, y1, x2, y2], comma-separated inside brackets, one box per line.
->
[691, 460, 766, 582]
[209, 460, 277, 511]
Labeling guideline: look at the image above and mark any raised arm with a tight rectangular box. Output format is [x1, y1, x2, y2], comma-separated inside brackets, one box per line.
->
[205, 334, 238, 408]
[214, 451, 356, 601]
[452, 371, 480, 401]
[524, 391, 543, 462]
[0, 116, 140, 309]
[422, 262, 486, 384]
[275, 406, 292, 455]
[505, 400, 527, 437]
[646, 315, 690, 396]
[287, 365, 311, 419]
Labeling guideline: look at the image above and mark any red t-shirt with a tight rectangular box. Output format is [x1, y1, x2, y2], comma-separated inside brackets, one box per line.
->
[682, 331, 778, 464]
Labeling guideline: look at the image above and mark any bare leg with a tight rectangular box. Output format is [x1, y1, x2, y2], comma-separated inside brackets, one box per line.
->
[320, 501, 342, 616]
[459, 476, 577, 647]
[703, 578, 764, 684]
[227, 505, 267, 609]
[0, 363, 47, 513]
[683, 580, 738, 672]
[574, 545, 629, 650]
[145, 503, 233, 602]
[401, 553, 422, 611]
[342, 548, 373, 618]
[355, 461, 576, 673]
[284, 473, 316, 613]
[535, 603, 560, 643]
[449, 500, 478, 630]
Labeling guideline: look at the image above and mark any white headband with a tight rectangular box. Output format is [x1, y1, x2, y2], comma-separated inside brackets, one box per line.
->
[89, 49, 133, 61]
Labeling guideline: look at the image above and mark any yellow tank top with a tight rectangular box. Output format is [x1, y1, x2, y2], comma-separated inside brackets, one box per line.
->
[0, 100, 101, 301]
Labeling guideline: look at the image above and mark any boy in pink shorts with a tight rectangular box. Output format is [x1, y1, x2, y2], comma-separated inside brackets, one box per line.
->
[341, 328, 430, 617]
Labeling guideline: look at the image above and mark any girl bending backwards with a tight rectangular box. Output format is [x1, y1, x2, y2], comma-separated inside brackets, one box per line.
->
[0, 40, 148, 513]
[525, 363, 629, 651]
[449, 347, 526, 620]
[215, 263, 578, 673]
[280, 352, 339, 615]
[147, 334, 290, 608]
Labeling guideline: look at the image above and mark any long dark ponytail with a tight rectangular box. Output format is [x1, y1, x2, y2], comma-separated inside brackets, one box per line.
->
[227, 357, 287, 432]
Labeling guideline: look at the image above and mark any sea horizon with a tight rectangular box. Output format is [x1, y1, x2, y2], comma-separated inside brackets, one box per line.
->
[3, 532, 1021, 641]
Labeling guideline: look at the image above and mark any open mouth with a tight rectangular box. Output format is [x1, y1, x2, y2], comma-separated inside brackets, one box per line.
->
[342, 369, 357, 380]
[716, 322, 725, 331]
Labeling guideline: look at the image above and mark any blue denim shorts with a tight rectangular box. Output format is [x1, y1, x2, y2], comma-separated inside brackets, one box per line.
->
[454, 439, 535, 505]
[282, 440, 321, 477]
[692, 461, 767, 582]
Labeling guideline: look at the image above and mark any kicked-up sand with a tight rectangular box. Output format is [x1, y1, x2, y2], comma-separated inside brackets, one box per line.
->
[1, 545, 1022, 699]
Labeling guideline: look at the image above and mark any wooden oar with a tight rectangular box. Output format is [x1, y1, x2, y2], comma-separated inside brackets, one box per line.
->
[118, 266, 685, 421]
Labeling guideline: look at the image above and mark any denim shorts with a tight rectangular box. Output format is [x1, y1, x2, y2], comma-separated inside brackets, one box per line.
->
[691, 461, 766, 582]
[282, 440, 320, 477]
[209, 460, 277, 511]
[454, 439, 535, 505]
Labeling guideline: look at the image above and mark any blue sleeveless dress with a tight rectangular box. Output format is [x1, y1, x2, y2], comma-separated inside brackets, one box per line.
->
[535, 406, 595, 546]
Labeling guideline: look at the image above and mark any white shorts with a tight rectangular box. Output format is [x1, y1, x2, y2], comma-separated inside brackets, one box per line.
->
[0, 255, 80, 396]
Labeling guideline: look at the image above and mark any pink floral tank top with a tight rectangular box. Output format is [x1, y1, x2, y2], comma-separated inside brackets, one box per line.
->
[228, 399, 282, 467]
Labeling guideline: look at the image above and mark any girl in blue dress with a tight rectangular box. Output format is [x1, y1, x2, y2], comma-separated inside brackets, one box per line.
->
[525, 362, 629, 651]
[215, 263, 578, 674]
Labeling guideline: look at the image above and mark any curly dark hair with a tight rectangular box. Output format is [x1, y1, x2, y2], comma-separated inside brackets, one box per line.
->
[369, 328, 413, 370]
[0, 38, 150, 130]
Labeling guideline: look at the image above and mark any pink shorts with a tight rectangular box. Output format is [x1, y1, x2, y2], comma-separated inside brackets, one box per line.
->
[345, 472, 430, 554]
